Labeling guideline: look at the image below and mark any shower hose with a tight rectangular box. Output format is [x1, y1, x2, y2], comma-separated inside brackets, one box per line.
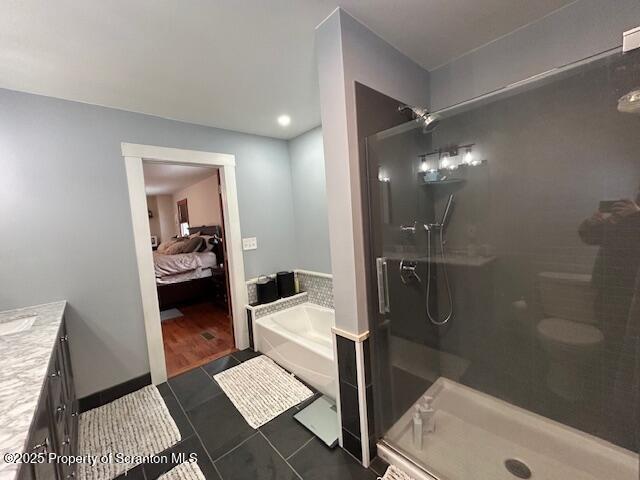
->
[426, 226, 453, 326]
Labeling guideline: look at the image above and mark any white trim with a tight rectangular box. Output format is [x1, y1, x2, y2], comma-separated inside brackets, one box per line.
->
[122, 143, 248, 386]
[294, 269, 333, 279]
[121, 143, 235, 166]
[332, 327, 370, 343]
[355, 341, 370, 467]
[246, 269, 334, 286]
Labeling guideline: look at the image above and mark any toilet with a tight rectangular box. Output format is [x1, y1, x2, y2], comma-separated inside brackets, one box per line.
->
[536, 271, 604, 401]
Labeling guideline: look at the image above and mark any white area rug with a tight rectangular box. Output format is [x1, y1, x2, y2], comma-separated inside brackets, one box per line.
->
[160, 308, 184, 321]
[214, 355, 313, 428]
[159, 462, 205, 480]
[381, 465, 417, 480]
[77, 385, 181, 480]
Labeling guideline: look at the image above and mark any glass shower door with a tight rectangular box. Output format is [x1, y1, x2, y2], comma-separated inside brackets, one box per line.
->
[366, 50, 640, 480]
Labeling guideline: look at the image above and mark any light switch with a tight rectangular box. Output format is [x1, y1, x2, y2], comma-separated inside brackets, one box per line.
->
[242, 237, 257, 250]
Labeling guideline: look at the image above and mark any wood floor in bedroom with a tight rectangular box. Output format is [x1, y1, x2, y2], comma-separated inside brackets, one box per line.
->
[161, 301, 236, 378]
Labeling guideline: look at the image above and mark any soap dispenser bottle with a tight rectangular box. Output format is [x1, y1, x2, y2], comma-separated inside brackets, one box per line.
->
[422, 396, 436, 434]
[412, 405, 423, 450]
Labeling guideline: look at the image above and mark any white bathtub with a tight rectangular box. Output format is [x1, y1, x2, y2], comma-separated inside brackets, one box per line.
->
[254, 303, 336, 399]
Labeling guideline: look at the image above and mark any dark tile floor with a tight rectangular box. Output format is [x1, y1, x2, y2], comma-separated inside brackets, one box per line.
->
[120, 350, 384, 480]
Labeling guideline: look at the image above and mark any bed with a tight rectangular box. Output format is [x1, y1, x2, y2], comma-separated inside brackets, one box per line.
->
[154, 225, 228, 310]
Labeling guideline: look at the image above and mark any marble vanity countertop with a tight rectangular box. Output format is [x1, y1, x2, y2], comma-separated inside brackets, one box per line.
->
[0, 301, 67, 480]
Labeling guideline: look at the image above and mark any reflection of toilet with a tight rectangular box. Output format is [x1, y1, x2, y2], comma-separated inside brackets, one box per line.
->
[537, 272, 604, 401]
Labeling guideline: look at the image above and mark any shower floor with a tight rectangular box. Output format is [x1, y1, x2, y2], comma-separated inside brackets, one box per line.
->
[380, 378, 638, 480]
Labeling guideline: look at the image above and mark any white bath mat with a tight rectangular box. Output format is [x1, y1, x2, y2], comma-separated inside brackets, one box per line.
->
[213, 355, 313, 428]
[158, 462, 205, 480]
[77, 385, 181, 480]
[160, 308, 183, 321]
[380, 465, 417, 480]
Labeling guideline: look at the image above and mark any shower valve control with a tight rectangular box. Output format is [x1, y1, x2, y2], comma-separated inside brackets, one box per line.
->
[400, 222, 417, 234]
[400, 260, 421, 284]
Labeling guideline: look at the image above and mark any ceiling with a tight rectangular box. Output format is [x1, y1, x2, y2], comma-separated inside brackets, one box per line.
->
[143, 163, 217, 196]
[1, 0, 575, 139]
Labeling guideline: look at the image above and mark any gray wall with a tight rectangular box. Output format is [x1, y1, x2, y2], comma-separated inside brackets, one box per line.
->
[288, 127, 332, 273]
[430, 0, 640, 110]
[316, 8, 430, 334]
[0, 88, 298, 397]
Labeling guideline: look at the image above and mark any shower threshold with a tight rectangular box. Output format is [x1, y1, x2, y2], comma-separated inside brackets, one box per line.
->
[378, 378, 638, 480]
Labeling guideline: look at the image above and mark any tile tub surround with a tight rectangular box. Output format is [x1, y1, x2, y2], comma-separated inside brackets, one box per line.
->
[248, 292, 309, 320]
[246, 270, 334, 309]
[295, 270, 334, 309]
[334, 331, 375, 467]
[0, 301, 67, 480]
[138, 350, 378, 480]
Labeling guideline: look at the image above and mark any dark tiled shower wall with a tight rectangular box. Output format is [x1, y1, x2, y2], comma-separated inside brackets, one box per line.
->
[246, 270, 334, 308]
[336, 334, 376, 466]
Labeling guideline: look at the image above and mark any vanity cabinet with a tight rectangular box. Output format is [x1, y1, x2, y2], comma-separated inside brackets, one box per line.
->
[19, 319, 77, 480]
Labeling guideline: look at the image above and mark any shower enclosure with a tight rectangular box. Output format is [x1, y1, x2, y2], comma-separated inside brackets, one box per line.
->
[366, 49, 640, 479]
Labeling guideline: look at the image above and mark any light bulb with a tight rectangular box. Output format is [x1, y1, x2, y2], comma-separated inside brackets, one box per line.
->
[420, 160, 429, 172]
[464, 148, 473, 164]
[277, 115, 291, 126]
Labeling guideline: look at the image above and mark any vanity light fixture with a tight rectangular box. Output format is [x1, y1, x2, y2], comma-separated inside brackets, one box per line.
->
[440, 152, 451, 169]
[464, 147, 473, 164]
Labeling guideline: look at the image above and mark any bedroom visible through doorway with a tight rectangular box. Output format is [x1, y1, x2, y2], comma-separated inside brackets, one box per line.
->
[143, 162, 235, 377]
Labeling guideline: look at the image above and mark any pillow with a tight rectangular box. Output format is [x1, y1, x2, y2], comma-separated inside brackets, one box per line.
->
[157, 238, 178, 254]
[182, 236, 204, 253]
[188, 231, 201, 239]
[196, 235, 216, 252]
[164, 239, 188, 255]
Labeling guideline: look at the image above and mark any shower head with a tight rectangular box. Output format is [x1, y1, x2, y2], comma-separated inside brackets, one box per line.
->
[422, 114, 440, 133]
[398, 105, 440, 132]
[618, 89, 640, 114]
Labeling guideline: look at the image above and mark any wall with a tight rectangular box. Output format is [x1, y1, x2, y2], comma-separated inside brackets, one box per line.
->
[171, 171, 222, 230]
[146, 195, 161, 239]
[156, 194, 176, 241]
[430, 0, 640, 111]
[288, 127, 331, 273]
[316, 8, 430, 334]
[0, 88, 297, 397]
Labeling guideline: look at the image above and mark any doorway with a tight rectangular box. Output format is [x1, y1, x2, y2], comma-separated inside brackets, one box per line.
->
[143, 163, 234, 376]
[122, 143, 249, 385]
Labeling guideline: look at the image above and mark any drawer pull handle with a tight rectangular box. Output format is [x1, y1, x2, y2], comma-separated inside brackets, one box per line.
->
[50, 370, 61, 378]
[32, 438, 48, 453]
[60, 335, 68, 342]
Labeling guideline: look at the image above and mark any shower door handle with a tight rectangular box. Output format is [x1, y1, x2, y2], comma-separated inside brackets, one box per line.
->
[376, 257, 390, 314]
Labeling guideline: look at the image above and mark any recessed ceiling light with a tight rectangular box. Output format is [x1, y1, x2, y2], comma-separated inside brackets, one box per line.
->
[277, 115, 291, 127]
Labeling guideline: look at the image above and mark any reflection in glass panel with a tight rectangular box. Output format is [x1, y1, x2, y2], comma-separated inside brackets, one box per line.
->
[367, 50, 640, 479]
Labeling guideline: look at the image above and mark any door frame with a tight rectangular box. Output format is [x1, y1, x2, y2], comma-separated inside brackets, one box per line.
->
[122, 142, 248, 385]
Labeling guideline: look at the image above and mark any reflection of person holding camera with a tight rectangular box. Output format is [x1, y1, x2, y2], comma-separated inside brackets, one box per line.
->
[578, 191, 640, 357]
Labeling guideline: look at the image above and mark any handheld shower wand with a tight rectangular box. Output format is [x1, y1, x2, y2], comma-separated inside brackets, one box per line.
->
[424, 194, 455, 326]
